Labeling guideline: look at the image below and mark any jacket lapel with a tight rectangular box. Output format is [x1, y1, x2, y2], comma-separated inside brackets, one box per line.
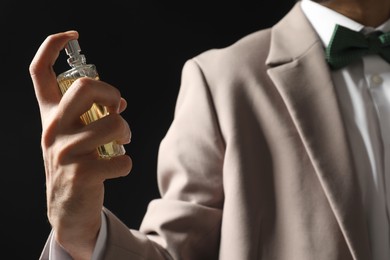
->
[266, 3, 371, 259]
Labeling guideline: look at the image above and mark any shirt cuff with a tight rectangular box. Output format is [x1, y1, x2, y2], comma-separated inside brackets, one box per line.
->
[49, 211, 108, 260]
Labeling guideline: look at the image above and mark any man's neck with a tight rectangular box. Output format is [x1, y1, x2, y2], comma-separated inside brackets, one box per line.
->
[320, 0, 390, 27]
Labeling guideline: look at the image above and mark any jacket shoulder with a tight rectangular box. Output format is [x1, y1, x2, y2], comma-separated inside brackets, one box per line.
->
[182, 28, 272, 90]
[194, 28, 272, 72]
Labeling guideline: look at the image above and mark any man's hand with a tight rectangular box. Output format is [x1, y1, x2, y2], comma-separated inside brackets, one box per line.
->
[29, 31, 132, 259]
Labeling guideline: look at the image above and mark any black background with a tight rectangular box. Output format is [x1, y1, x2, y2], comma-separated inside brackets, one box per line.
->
[1, 0, 295, 258]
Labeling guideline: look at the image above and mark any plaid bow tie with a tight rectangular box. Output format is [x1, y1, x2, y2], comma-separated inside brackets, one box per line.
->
[325, 24, 390, 70]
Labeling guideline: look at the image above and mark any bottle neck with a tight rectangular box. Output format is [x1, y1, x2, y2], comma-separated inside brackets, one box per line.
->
[67, 54, 86, 68]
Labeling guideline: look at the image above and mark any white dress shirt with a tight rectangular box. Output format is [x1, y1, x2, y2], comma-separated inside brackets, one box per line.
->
[302, 0, 390, 259]
[50, 1, 390, 259]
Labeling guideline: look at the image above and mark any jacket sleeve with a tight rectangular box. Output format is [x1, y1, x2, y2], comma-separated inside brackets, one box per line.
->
[103, 58, 225, 260]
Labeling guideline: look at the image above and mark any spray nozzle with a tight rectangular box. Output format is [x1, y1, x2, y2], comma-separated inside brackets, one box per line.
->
[65, 39, 86, 66]
[65, 39, 81, 56]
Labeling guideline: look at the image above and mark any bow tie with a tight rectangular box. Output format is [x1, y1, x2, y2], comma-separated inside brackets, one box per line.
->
[325, 24, 390, 70]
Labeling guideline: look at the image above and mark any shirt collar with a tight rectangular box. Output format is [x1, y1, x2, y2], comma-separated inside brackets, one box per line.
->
[300, 0, 390, 48]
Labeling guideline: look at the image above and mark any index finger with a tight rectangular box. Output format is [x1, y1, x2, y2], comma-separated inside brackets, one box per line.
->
[29, 30, 79, 109]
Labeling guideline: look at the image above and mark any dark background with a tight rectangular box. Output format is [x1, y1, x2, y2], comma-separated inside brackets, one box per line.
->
[1, 0, 295, 258]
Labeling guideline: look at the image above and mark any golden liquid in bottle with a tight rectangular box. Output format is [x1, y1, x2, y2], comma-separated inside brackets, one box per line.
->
[57, 76, 126, 159]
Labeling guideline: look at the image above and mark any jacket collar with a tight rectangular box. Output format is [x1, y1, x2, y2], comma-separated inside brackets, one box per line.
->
[266, 2, 320, 67]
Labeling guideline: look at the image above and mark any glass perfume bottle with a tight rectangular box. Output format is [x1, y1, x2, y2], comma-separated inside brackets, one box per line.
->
[56, 39, 126, 159]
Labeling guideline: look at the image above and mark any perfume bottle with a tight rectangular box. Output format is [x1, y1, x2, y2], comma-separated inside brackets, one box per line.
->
[56, 39, 126, 159]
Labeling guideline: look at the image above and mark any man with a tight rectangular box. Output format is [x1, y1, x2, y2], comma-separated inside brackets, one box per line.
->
[30, 0, 390, 259]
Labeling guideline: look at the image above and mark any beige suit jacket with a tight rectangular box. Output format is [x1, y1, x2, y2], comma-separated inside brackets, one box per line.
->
[40, 2, 372, 259]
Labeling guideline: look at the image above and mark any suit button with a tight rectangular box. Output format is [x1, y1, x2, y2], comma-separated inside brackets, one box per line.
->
[371, 74, 383, 85]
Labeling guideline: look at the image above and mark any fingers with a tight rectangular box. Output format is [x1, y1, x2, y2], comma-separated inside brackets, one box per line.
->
[119, 98, 127, 113]
[64, 154, 133, 184]
[61, 113, 132, 157]
[93, 152, 132, 180]
[31, 31, 134, 182]
[84, 114, 132, 147]
[58, 77, 123, 127]
[29, 31, 79, 111]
